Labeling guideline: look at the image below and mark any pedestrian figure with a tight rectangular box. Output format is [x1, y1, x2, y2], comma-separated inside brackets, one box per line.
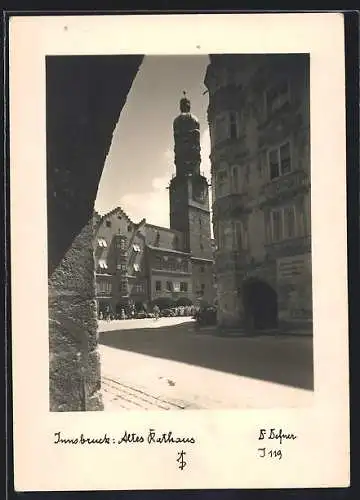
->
[153, 304, 160, 320]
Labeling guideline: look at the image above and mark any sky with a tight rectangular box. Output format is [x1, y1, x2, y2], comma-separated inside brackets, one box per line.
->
[95, 55, 211, 227]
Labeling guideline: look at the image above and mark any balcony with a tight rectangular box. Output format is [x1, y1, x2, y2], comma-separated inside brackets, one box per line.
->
[97, 290, 112, 298]
[265, 235, 311, 260]
[212, 193, 249, 221]
[260, 169, 310, 206]
[212, 133, 249, 155]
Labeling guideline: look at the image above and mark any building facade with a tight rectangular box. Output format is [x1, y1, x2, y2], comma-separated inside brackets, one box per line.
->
[204, 54, 312, 331]
[93, 94, 215, 315]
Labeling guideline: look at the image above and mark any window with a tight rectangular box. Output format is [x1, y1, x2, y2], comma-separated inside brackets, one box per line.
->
[119, 281, 128, 294]
[266, 80, 290, 115]
[234, 221, 243, 250]
[218, 221, 233, 250]
[283, 206, 296, 239]
[132, 244, 141, 252]
[200, 266, 205, 273]
[155, 281, 162, 291]
[271, 210, 282, 242]
[98, 238, 107, 248]
[218, 222, 225, 250]
[280, 143, 291, 175]
[173, 282, 180, 292]
[269, 149, 280, 179]
[270, 206, 297, 242]
[229, 111, 238, 139]
[155, 256, 162, 269]
[166, 281, 172, 292]
[182, 261, 189, 273]
[127, 224, 132, 232]
[214, 114, 228, 143]
[217, 169, 229, 197]
[168, 259, 176, 271]
[116, 237, 126, 250]
[98, 259, 108, 269]
[133, 263, 140, 272]
[268, 142, 292, 180]
[180, 282, 188, 292]
[106, 220, 111, 227]
[134, 283, 144, 293]
[97, 280, 112, 294]
[116, 263, 127, 272]
[232, 166, 240, 192]
[244, 165, 250, 185]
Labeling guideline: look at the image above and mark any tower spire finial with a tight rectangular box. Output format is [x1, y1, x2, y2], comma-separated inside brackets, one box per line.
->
[180, 91, 191, 113]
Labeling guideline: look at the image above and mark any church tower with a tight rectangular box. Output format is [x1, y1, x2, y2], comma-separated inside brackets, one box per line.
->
[169, 93, 214, 304]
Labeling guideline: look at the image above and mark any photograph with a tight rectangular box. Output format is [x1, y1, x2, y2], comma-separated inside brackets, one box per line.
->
[11, 13, 349, 491]
[47, 53, 313, 412]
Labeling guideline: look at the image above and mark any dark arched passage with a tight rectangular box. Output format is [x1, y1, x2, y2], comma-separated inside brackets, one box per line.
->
[47, 55, 144, 411]
[242, 279, 278, 331]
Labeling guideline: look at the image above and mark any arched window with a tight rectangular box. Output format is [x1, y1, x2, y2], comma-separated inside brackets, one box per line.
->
[216, 162, 230, 198]
[214, 113, 228, 143]
[231, 165, 241, 193]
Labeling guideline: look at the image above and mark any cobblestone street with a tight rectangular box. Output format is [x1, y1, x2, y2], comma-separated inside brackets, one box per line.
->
[99, 317, 314, 411]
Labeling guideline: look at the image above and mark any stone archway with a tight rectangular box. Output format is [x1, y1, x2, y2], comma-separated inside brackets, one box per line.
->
[242, 278, 278, 331]
[47, 55, 144, 411]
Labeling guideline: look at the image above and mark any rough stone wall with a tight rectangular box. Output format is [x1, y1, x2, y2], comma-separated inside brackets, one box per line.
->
[49, 220, 101, 411]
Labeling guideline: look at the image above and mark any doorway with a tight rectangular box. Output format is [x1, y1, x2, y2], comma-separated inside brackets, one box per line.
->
[242, 279, 278, 331]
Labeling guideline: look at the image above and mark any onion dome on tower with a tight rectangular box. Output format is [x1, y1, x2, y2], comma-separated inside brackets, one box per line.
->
[173, 91, 201, 177]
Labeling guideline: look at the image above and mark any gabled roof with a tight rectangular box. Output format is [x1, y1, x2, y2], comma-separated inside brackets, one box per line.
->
[94, 206, 146, 234]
